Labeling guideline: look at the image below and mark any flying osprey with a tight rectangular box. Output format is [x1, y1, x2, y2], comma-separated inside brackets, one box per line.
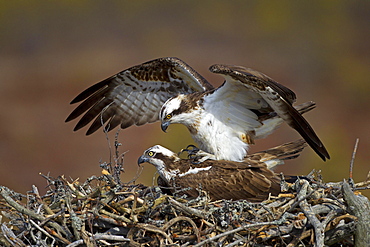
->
[137, 139, 307, 202]
[66, 57, 329, 161]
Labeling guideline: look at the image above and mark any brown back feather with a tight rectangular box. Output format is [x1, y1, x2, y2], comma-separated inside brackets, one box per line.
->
[169, 159, 281, 202]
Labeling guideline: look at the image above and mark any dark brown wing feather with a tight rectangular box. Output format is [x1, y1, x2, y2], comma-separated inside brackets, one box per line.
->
[210, 64, 330, 161]
[66, 57, 213, 135]
[172, 160, 281, 202]
[210, 65, 296, 104]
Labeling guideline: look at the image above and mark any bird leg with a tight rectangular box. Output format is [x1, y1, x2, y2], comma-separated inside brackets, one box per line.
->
[179, 145, 217, 164]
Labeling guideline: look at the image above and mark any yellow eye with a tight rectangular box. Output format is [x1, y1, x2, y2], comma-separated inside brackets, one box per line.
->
[166, 114, 172, 119]
[148, 151, 155, 157]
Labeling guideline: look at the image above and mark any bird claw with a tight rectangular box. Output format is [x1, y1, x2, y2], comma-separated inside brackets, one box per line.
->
[179, 145, 201, 159]
[190, 155, 212, 164]
[179, 145, 216, 163]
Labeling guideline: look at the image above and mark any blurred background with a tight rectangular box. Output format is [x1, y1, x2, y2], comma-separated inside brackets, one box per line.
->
[0, 1, 369, 195]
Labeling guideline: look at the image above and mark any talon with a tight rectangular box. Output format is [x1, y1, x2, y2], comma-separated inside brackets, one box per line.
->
[179, 145, 201, 158]
[178, 149, 186, 156]
[180, 145, 217, 163]
[188, 152, 200, 159]
[184, 144, 200, 152]
[191, 159, 201, 165]
[188, 152, 199, 159]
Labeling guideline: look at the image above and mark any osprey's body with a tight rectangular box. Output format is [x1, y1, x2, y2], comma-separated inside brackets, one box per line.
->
[166, 95, 250, 161]
[67, 57, 329, 161]
[138, 140, 307, 202]
[160, 86, 314, 162]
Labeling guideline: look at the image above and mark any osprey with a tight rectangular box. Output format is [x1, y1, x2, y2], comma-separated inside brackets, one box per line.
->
[137, 139, 307, 202]
[66, 57, 329, 161]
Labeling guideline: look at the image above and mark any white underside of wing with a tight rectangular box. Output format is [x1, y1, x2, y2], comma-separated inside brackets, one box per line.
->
[190, 78, 284, 161]
[109, 67, 202, 128]
[254, 117, 283, 139]
[113, 79, 172, 126]
[204, 82, 264, 130]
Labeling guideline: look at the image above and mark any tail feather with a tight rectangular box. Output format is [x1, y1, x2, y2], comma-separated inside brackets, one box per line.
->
[245, 139, 307, 169]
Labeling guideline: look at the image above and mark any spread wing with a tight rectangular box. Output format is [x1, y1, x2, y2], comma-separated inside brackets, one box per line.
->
[174, 160, 281, 202]
[66, 57, 213, 135]
[209, 64, 330, 161]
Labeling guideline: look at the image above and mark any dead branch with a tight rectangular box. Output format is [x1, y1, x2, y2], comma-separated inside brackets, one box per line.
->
[0, 169, 368, 246]
[342, 180, 370, 247]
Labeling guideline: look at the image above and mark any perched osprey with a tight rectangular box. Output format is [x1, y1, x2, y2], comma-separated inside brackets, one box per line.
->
[137, 140, 307, 202]
[66, 57, 329, 161]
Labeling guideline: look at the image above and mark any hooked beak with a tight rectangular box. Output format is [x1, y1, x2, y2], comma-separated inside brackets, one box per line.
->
[137, 155, 149, 166]
[161, 121, 170, 133]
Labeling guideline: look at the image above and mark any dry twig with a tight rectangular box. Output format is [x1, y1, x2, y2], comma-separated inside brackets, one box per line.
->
[0, 162, 368, 246]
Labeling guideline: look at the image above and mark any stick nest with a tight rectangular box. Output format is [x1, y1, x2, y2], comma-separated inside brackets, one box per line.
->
[0, 168, 369, 247]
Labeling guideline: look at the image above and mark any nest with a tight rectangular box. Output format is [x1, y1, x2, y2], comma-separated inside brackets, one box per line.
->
[0, 137, 369, 246]
[0, 167, 369, 247]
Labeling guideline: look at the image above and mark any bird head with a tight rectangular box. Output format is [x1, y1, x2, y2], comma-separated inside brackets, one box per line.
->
[137, 145, 180, 182]
[159, 94, 197, 132]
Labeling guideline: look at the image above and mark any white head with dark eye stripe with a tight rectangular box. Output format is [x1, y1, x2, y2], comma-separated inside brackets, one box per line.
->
[137, 145, 180, 182]
[159, 94, 200, 132]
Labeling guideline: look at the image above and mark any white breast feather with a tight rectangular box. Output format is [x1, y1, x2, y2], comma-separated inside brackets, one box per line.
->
[190, 108, 250, 161]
